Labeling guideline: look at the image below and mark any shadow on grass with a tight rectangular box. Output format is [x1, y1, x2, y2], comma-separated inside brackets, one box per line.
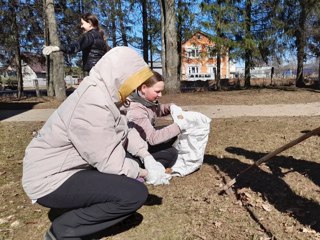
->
[83, 194, 162, 239]
[47, 193, 162, 239]
[83, 212, 144, 240]
[226, 146, 320, 187]
[204, 151, 320, 232]
[0, 102, 39, 110]
[144, 193, 163, 206]
[0, 102, 39, 121]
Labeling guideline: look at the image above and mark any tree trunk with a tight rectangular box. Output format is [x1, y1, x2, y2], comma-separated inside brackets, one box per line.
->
[13, 7, 23, 99]
[318, 57, 320, 89]
[216, 3, 222, 91]
[43, 0, 54, 96]
[244, 51, 251, 88]
[150, 36, 153, 69]
[295, 0, 307, 88]
[117, 0, 128, 46]
[159, 0, 179, 93]
[295, 40, 305, 87]
[244, 0, 252, 88]
[160, 1, 166, 75]
[9, 2, 23, 99]
[176, 0, 183, 85]
[44, 0, 66, 101]
[142, 0, 149, 63]
[14, 46, 23, 99]
[216, 51, 221, 90]
[110, 1, 117, 47]
[148, 1, 154, 68]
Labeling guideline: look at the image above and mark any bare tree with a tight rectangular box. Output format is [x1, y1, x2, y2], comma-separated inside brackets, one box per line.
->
[43, 0, 66, 101]
[159, 0, 179, 93]
[141, 0, 149, 62]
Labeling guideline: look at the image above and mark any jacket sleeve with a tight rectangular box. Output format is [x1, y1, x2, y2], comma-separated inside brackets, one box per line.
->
[158, 103, 172, 117]
[60, 32, 95, 54]
[128, 105, 181, 146]
[68, 89, 140, 178]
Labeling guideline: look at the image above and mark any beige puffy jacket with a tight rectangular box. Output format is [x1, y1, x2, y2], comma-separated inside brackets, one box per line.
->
[22, 47, 153, 200]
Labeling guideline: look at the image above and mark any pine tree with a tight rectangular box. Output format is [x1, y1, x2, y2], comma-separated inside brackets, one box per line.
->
[306, 2, 320, 88]
[240, 0, 282, 87]
[200, 0, 239, 89]
[279, 0, 319, 87]
[177, 0, 198, 82]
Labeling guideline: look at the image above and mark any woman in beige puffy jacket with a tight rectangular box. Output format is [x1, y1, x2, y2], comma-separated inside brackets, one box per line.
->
[22, 47, 170, 239]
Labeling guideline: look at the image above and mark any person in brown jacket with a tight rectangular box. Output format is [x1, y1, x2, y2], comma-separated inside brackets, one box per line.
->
[22, 47, 170, 240]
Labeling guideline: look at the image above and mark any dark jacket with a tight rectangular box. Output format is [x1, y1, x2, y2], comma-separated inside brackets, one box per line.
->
[60, 29, 109, 71]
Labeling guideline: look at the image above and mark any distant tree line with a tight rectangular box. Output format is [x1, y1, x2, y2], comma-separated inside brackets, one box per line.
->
[0, 0, 319, 100]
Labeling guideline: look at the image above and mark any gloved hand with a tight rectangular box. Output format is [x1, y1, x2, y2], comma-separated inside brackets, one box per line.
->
[170, 104, 188, 131]
[170, 104, 183, 115]
[125, 128, 148, 157]
[42, 46, 60, 55]
[174, 115, 188, 132]
[143, 155, 171, 185]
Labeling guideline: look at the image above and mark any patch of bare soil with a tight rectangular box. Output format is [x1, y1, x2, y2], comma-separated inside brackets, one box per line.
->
[0, 89, 319, 240]
[0, 96, 62, 109]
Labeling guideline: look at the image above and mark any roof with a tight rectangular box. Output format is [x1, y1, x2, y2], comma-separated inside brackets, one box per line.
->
[182, 31, 214, 45]
[20, 52, 46, 73]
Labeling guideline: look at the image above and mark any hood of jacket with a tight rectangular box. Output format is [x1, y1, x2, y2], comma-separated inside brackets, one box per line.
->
[90, 46, 153, 104]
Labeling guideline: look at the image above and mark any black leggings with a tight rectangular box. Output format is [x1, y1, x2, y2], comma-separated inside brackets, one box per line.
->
[37, 170, 148, 239]
[148, 137, 178, 168]
[126, 137, 178, 169]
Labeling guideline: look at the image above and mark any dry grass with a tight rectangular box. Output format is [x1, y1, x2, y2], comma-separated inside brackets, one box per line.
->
[1, 87, 320, 109]
[0, 88, 320, 240]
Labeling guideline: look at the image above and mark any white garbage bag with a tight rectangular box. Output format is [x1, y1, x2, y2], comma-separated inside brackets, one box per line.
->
[170, 107, 211, 176]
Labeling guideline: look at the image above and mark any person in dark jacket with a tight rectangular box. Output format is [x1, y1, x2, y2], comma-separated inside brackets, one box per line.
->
[43, 13, 110, 72]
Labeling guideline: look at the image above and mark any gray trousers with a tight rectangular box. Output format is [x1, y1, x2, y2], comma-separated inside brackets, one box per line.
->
[38, 170, 148, 239]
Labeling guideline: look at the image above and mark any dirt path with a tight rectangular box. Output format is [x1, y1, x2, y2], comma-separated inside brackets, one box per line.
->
[1, 102, 319, 122]
[183, 102, 320, 118]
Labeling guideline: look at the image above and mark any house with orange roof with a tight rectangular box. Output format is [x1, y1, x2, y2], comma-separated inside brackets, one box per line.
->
[181, 31, 232, 83]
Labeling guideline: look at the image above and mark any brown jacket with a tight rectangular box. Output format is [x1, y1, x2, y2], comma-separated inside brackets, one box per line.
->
[22, 47, 153, 200]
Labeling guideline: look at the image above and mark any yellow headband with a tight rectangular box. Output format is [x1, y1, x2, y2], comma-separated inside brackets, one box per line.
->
[118, 66, 153, 102]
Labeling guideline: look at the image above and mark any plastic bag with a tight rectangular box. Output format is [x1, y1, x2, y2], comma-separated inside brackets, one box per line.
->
[171, 108, 211, 176]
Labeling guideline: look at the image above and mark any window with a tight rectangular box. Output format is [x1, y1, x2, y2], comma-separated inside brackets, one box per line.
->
[188, 66, 199, 75]
[207, 46, 216, 58]
[207, 65, 216, 79]
[209, 66, 216, 74]
[197, 34, 202, 40]
[186, 47, 200, 58]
